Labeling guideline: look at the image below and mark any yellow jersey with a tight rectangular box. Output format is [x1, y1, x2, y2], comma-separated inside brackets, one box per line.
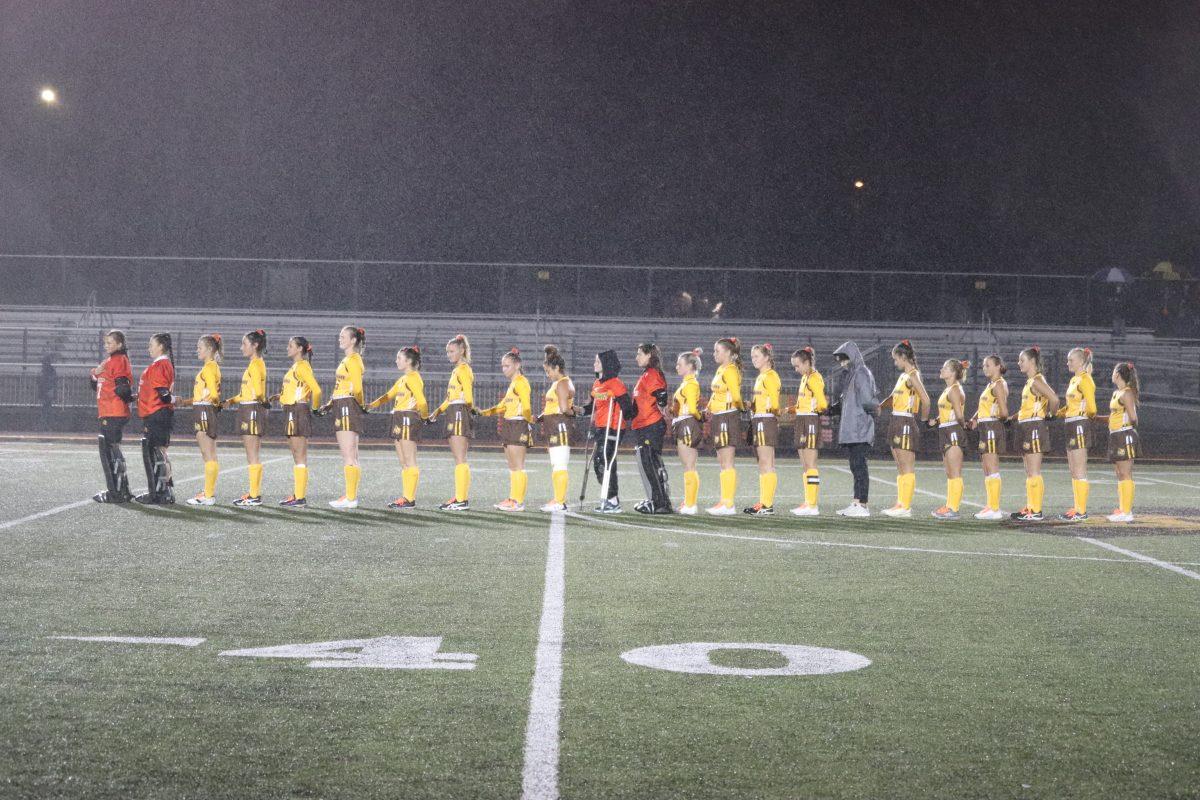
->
[331, 352, 364, 404]
[227, 356, 266, 405]
[891, 369, 921, 416]
[436, 362, 474, 413]
[369, 371, 427, 416]
[1061, 372, 1097, 420]
[192, 360, 221, 405]
[1108, 389, 1134, 431]
[280, 359, 322, 409]
[976, 378, 1006, 420]
[543, 376, 575, 416]
[794, 370, 827, 415]
[485, 373, 532, 421]
[707, 363, 743, 414]
[1017, 373, 1049, 420]
[752, 368, 781, 416]
[937, 383, 962, 425]
[673, 374, 702, 420]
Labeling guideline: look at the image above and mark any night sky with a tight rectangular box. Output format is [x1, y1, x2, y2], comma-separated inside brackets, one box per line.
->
[2, 1, 1198, 275]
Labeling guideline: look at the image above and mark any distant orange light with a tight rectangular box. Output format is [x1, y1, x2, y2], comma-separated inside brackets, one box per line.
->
[39, 86, 58, 105]
[853, 180, 865, 190]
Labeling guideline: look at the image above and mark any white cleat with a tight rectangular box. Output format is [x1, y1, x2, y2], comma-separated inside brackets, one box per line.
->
[678, 504, 698, 515]
[882, 505, 912, 518]
[540, 502, 568, 513]
[837, 503, 870, 517]
[789, 504, 820, 517]
[186, 494, 216, 506]
[705, 503, 737, 516]
[1106, 511, 1134, 523]
[329, 496, 359, 510]
[974, 508, 1005, 520]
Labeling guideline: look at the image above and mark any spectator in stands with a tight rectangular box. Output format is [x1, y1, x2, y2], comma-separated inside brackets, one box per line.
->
[830, 341, 879, 517]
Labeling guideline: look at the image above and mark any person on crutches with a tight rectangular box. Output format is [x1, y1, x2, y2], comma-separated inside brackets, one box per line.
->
[577, 349, 634, 513]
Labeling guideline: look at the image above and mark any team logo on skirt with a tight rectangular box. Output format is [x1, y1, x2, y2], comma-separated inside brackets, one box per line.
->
[393, 425, 402, 435]
[1117, 447, 1126, 456]
[240, 422, 249, 432]
[1022, 441, 1031, 451]
[892, 436, 901, 445]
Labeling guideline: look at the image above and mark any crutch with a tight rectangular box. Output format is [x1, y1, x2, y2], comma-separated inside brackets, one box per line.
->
[577, 405, 598, 510]
[598, 404, 623, 503]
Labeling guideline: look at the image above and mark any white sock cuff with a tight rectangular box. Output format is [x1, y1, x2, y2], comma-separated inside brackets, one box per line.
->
[986, 473, 1001, 480]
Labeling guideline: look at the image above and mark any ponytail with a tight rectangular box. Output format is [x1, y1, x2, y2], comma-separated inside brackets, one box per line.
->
[341, 326, 365, 353]
[290, 336, 313, 361]
[401, 345, 421, 370]
[944, 358, 969, 382]
[985, 354, 1007, 376]
[892, 338, 917, 367]
[1115, 362, 1139, 397]
[245, 328, 267, 355]
[791, 346, 815, 366]
[716, 337, 741, 368]
[543, 344, 566, 373]
[679, 348, 702, 374]
[1021, 346, 1044, 374]
[448, 333, 471, 364]
[1069, 347, 1094, 374]
[200, 333, 223, 363]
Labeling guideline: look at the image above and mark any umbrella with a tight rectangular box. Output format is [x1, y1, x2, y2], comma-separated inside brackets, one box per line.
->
[1091, 267, 1134, 284]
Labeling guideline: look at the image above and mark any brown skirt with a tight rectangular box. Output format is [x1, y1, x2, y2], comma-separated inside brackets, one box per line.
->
[1063, 418, 1092, 452]
[1107, 428, 1139, 462]
[194, 405, 218, 439]
[888, 414, 920, 452]
[711, 411, 740, 450]
[976, 420, 1007, 455]
[236, 403, 265, 437]
[673, 416, 704, 449]
[501, 417, 533, 447]
[283, 404, 312, 438]
[750, 416, 779, 448]
[795, 414, 819, 451]
[331, 397, 364, 434]
[1018, 419, 1049, 455]
[390, 409, 422, 442]
[938, 423, 965, 454]
[541, 413, 573, 448]
[444, 404, 474, 439]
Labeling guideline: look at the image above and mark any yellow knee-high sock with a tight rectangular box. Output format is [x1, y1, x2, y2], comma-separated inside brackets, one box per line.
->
[1025, 475, 1044, 512]
[402, 467, 419, 501]
[804, 468, 820, 507]
[552, 469, 569, 504]
[684, 470, 699, 508]
[455, 463, 471, 501]
[719, 468, 736, 507]
[1072, 479, 1089, 514]
[898, 473, 915, 509]
[203, 460, 219, 498]
[759, 472, 778, 507]
[293, 464, 308, 500]
[248, 463, 263, 497]
[1119, 479, 1134, 514]
[345, 464, 361, 501]
[985, 474, 1001, 510]
[947, 477, 963, 512]
[513, 470, 528, 504]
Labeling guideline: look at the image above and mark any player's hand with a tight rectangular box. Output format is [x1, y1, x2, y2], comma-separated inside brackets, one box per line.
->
[267, 393, 280, 405]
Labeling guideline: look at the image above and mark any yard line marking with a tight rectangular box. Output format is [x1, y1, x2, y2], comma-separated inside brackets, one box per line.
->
[567, 512, 1148, 565]
[1078, 538, 1200, 583]
[0, 455, 291, 532]
[50, 635, 206, 646]
[521, 512, 566, 800]
[1139, 476, 1200, 490]
[832, 466, 985, 508]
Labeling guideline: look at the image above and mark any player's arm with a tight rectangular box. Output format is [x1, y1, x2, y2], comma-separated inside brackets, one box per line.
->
[367, 379, 400, 410]
[910, 372, 931, 421]
[951, 385, 966, 426]
[726, 369, 745, 411]
[518, 379, 533, 422]
[1124, 389, 1138, 427]
[555, 380, 573, 417]
[1033, 375, 1059, 416]
[1084, 375, 1098, 418]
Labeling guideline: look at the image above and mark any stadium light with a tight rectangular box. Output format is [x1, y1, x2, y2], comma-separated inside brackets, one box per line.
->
[39, 86, 58, 105]
[853, 179, 865, 190]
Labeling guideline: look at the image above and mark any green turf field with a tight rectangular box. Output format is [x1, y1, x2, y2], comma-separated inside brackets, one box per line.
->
[1, 441, 1198, 799]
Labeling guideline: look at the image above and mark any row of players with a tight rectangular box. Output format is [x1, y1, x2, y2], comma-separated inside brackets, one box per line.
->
[88, 328, 1141, 523]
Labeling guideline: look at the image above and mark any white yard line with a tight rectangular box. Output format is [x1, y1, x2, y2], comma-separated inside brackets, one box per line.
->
[0, 455, 291, 532]
[567, 512, 1156, 565]
[49, 635, 206, 646]
[521, 512, 566, 800]
[1078, 538, 1200, 583]
[831, 466, 985, 509]
[1138, 476, 1200, 491]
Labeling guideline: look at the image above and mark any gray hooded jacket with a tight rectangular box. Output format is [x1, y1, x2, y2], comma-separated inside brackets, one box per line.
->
[831, 341, 880, 445]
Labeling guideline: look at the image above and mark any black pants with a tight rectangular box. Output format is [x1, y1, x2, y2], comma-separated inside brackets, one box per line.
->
[592, 429, 621, 500]
[843, 442, 871, 502]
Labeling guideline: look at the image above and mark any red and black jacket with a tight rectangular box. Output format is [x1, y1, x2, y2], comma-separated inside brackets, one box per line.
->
[137, 356, 175, 418]
[91, 352, 133, 418]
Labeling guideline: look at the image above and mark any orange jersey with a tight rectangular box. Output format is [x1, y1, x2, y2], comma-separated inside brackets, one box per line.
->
[92, 353, 132, 418]
[137, 356, 175, 417]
